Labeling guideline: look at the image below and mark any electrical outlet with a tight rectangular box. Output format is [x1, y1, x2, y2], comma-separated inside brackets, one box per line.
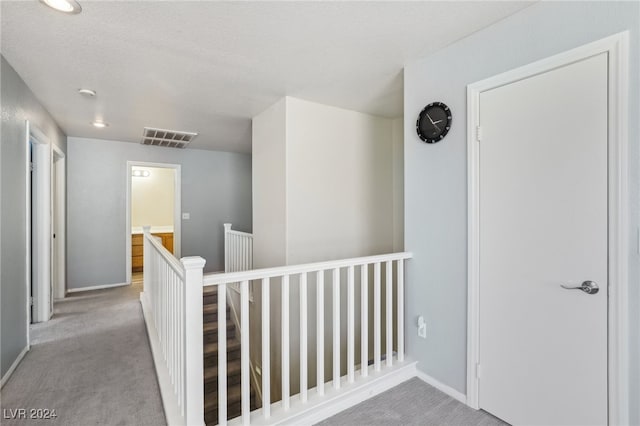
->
[417, 315, 427, 339]
[182, 212, 190, 220]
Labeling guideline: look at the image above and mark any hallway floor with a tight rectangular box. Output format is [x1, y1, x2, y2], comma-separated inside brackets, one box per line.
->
[318, 378, 507, 426]
[0, 276, 166, 426]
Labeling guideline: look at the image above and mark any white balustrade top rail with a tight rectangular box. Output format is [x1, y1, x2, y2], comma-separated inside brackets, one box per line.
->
[226, 228, 253, 238]
[204, 251, 411, 286]
[148, 234, 185, 280]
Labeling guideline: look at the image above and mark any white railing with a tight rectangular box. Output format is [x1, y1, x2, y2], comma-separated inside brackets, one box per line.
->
[202, 251, 412, 425]
[224, 223, 253, 273]
[139, 226, 205, 426]
[224, 223, 254, 299]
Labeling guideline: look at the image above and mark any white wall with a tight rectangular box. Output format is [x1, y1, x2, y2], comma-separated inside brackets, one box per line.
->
[252, 98, 287, 269]
[250, 98, 288, 400]
[252, 97, 399, 268]
[252, 96, 399, 400]
[286, 97, 396, 395]
[392, 117, 404, 252]
[131, 166, 175, 229]
[403, 2, 639, 422]
[286, 97, 395, 264]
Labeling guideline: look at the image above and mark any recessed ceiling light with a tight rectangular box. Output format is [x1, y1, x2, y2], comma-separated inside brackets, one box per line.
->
[40, 0, 82, 14]
[92, 120, 109, 128]
[78, 88, 96, 97]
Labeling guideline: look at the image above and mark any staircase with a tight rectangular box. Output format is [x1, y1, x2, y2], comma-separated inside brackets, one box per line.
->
[203, 286, 257, 425]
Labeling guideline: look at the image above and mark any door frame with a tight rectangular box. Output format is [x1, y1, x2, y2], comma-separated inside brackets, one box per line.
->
[125, 161, 181, 285]
[466, 32, 629, 424]
[52, 145, 66, 299]
[25, 120, 53, 325]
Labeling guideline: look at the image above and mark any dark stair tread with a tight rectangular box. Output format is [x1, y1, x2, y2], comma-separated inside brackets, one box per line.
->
[203, 321, 235, 335]
[204, 339, 241, 357]
[203, 286, 218, 295]
[204, 384, 256, 412]
[203, 304, 230, 315]
[205, 400, 259, 426]
[204, 359, 242, 383]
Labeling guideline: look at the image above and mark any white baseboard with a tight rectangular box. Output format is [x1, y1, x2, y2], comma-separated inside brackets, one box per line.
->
[66, 282, 129, 294]
[415, 370, 467, 404]
[1, 345, 29, 388]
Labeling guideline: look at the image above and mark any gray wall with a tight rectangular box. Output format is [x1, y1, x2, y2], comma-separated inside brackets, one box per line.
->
[1, 56, 67, 378]
[403, 1, 639, 422]
[67, 137, 251, 289]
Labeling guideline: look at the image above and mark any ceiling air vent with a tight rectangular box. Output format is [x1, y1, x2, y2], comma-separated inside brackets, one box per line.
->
[140, 127, 198, 149]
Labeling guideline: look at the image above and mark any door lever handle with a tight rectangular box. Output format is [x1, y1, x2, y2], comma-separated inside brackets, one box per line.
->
[560, 280, 599, 295]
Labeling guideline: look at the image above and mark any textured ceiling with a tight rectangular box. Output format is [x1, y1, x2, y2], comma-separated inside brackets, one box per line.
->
[1, 1, 532, 153]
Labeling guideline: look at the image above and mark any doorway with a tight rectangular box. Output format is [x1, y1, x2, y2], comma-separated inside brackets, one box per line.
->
[466, 33, 629, 425]
[26, 121, 52, 324]
[125, 162, 181, 285]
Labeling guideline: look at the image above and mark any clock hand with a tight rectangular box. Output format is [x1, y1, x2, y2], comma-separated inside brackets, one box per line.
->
[426, 113, 435, 124]
[432, 119, 443, 124]
[432, 123, 441, 133]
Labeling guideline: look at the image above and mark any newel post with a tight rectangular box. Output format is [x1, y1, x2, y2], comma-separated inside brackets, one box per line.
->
[181, 256, 206, 426]
[142, 226, 151, 296]
[223, 223, 232, 273]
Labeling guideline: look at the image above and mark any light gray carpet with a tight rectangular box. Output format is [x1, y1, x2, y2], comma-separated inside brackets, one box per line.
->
[317, 377, 508, 426]
[0, 280, 166, 426]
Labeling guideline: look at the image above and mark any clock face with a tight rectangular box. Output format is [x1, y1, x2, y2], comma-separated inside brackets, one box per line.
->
[416, 102, 452, 143]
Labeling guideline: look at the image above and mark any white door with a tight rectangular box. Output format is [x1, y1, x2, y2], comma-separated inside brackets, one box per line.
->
[478, 53, 608, 425]
[31, 138, 52, 323]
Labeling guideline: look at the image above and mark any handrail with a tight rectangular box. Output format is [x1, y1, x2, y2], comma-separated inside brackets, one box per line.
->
[140, 226, 204, 426]
[203, 251, 412, 286]
[223, 223, 254, 301]
[227, 229, 253, 238]
[145, 230, 184, 279]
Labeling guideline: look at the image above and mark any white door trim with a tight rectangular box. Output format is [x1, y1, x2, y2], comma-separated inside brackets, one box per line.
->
[466, 31, 629, 424]
[26, 120, 52, 324]
[125, 161, 182, 285]
[24, 121, 33, 344]
[52, 145, 66, 300]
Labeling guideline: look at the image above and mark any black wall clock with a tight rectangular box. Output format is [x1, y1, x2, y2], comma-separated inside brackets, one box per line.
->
[416, 102, 452, 143]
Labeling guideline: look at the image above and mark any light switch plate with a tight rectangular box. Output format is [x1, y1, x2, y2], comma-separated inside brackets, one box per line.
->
[417, 315, 427, 339]
[182, 213, 190, 220]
